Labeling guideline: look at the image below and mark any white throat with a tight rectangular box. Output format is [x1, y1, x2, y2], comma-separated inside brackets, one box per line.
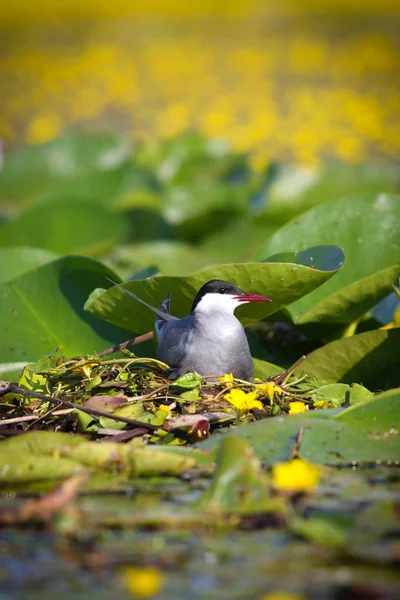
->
[193, 293, 247, 317]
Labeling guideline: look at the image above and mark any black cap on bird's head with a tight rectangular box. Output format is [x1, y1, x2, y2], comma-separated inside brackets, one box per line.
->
[191, 279, 271, 313]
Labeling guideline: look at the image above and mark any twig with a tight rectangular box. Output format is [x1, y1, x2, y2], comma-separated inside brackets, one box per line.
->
[0, 383, 189, 440]
[287, 427, 304, 460]
[272, 355, 306, 385]
[97, 331, 154, 357]
[0, 409, 73, 426]
[0, 384, 161, 433]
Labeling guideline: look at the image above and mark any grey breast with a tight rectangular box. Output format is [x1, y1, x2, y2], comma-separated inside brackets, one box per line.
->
[157, 313, 253, 380]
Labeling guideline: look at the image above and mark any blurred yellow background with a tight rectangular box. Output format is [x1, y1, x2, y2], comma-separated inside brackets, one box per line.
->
[1, 0, 399, 166]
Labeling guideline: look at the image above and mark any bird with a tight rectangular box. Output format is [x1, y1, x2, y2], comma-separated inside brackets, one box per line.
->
[107, 278, 271, 380]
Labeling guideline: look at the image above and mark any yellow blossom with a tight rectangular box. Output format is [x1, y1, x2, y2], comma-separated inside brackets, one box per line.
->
[288, 401, 308, 414]
[314, 399, 336, 409]
[158, 404, 171, 414]
[121, 566, 163, 598]
[1, 6, 399, 165]
[272, 458, 321, 491]
[71, 363, 97, 379]
[260, 593, 305, 600]
[224, 388, 263, 413]
[256, 381, 282, 402]
[218, 372, 234, 387]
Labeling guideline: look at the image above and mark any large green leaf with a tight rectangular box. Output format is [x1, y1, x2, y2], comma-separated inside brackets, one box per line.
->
[256, 194, 400, 324]
[105, 241, 214, 277]
[201, 218, 279, 264]
[197, 437, 285, 515]
[0, 132, 132, 203]
[297, 329, 400, 390]
[201, 403, 399, 466]
[337, 388, 400, 435]
[0, 200, 128, 256]
[0, 431, 198, 483]
[0, 247, 59, 283]
[253, 358, 283, 379]
[0, 256, 131, 363]
[85, 261, 341, 334]
[257, 163, 400, 224]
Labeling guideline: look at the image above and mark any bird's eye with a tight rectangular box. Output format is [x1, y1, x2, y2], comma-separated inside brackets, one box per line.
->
[219, 288, 226, 294]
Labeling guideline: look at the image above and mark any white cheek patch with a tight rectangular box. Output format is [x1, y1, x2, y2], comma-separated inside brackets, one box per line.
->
[195, 293, 248, 314]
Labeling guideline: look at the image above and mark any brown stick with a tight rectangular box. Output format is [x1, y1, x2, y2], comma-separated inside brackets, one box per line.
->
[287, 426, 304, 460]
[97, 331, 154, 357]
[272, 355, 306, 385]
[0, 409, 73, 426]
[0, 383, 161, 432]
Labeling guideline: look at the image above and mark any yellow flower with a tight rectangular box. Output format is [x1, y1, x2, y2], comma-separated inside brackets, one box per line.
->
[121, 566, 163, 598]
[259, 593, 305, 600]
[159, 404, 171, 415]
[272, 458, 320, 491]
[314, 399, 336, 409]
[71, 363, 97, 379]
[260, 593, 305, 600]
[288, 401, 308, 414]
[224, 388, 263, 413]
[218, 372, 234, 387]
[256, 382, 282, 402]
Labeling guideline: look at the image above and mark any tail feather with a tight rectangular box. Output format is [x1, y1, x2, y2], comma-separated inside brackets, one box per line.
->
[105, 277, 177, 324]
[156, 293, 171, 337]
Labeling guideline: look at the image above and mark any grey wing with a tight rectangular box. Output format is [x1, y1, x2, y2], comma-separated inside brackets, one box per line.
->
[156, 316, 194, 372]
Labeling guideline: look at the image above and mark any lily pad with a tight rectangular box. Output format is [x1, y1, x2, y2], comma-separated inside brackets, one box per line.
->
[0, 200, 128, 256]
[0, 256, 131, 364]
[0, 431, 199, 483]
[310, 383, 374, 406]
[85, 260, 341, 334]
[337, 387, 400, 435]
[297, 329, 400, 390]
[198, 436, 285, 515]
[256, 194, 400, 325]
[0, 247, 59, 283]
[257, 162, 400, 223]
[201, 411, 399, 466]
[0, 132, 132, 203]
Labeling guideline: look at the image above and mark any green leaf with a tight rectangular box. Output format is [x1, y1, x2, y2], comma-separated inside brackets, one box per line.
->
[310, 383, 374, 406]
[257, 162, 400, 223]
[256, 194, 400, 324]
[0, 247, 59, 283]
[289, 517, 347, 547]
[297, 329, 400, 390]
[106, 241, 214, 277]
[85, 261, 340, 334]
[265, 245, 344, 273]
[0, 431, 198, 482]
[0, 431, 84, 483]
[0, 256, 131, 364]
[201, 218, 279, 264]
[0, 132, 132, 202]
[253, 358, 283, 380]
[337, 388, 400, 435]
[173, 372, 202, 389]
[178, 389, 201, 402]
[0, 200, 128, 256]
[347, 383, 375, 405]
[197, 436, 285, 515]
[200, 413, 399, 466]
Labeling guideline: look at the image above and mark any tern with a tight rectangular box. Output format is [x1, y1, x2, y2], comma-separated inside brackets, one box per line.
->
[107, 278, 271, 380]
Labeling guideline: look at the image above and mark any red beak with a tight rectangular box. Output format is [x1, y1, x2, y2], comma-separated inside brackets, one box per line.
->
[235, 292, 272, 303]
